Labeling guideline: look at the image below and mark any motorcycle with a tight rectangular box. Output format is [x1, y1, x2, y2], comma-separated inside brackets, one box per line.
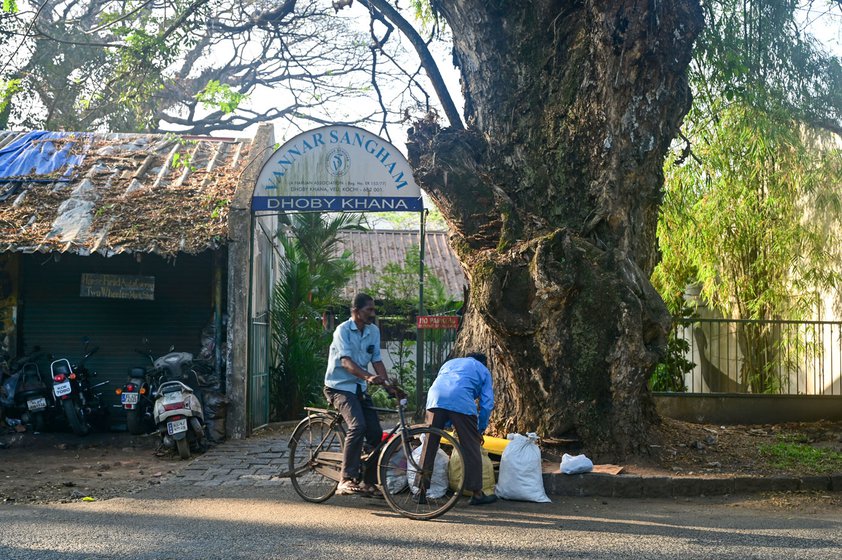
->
[0, 348, 54, 432]
[50, 341, 110, 436]
[116, 364, 156, 435]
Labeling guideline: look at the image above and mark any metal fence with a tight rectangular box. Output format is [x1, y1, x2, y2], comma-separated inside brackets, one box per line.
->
[673, 318, 842, 395]
[419, 325, 459, 393]
[377, 311, 459, 404]
[248, 313, 270, 430]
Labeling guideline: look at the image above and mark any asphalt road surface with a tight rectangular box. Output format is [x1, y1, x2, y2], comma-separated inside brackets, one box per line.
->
[1, 484, 840, 560]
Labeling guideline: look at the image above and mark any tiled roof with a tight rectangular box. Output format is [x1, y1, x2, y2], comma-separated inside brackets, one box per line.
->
[0, 130, 254, 256]
[336, 229, 467, 300]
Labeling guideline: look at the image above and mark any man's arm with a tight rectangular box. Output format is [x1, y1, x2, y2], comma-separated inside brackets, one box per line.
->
[339, 357, 383, 384]
[371, 360, 389, 384]
[477, 366, 495, 433]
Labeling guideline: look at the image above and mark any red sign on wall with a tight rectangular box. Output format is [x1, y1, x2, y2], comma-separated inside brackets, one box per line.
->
[416, 315, 460, 329]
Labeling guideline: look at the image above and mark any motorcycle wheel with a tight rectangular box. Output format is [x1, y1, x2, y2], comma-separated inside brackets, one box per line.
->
[126, 408, 146, 435]
[63, 399, 90, 436]
[176, 437, 191, 460]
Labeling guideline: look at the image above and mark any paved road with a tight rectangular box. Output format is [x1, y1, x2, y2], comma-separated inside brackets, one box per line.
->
[1, 482, 841, 560]
[2, 433, 840, 559]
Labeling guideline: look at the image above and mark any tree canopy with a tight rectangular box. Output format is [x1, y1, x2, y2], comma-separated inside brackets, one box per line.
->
[654, 1, 842, 324]
[0, 0, 450, 134]
[652, 0, 842, 393]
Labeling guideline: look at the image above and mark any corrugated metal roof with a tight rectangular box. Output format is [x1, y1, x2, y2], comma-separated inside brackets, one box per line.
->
[336, 229, 467, 300]
[0, 130, 254, 256]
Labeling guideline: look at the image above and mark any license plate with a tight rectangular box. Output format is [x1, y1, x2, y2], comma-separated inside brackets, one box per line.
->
[53, 381, 72, 397]
[27, 397, 47, 411]
[121, 393, 139, 405]
[167, 419, 188, 435]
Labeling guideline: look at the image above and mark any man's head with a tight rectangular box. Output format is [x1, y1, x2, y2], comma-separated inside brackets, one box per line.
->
[466, 352, 488, 367]
[351, 293, 376, 325]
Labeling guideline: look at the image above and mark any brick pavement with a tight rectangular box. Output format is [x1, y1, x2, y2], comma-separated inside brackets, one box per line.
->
[168, 434, 293, 488]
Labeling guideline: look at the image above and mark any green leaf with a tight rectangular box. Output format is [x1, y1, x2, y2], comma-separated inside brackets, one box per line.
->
[195, 80, 247, 114]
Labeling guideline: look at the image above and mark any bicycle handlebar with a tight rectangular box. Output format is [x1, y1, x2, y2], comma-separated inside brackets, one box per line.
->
[381, 380, 408, 401]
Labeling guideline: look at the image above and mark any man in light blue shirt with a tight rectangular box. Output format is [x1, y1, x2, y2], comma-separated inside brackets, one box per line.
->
[421, 352, 496, 505]
[323, 293, 389, 495]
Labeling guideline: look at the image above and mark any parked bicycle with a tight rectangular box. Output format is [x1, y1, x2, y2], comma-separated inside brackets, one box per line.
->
[288, 385, 465, 521]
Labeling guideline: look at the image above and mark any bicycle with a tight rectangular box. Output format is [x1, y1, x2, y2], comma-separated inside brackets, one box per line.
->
[287, 389, 465, 520]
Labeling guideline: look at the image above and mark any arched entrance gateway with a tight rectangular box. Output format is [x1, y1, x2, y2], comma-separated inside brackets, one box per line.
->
[242, 125, 436, 431]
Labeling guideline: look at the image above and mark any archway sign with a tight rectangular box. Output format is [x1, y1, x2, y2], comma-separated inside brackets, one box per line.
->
[253, 124, 422, 213]
[251, 125, 428, 415]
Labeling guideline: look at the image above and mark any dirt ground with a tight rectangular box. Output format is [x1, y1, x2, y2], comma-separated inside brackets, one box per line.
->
[0, 425, 187, 505]
[1, 417, 841, 508]
[639, 417, 842, 477]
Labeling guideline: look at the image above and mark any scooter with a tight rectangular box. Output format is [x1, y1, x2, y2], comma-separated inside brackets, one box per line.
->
[152, 379, 206, 459]
[118, 340, 195, 435]
[51, 341, 109, 436]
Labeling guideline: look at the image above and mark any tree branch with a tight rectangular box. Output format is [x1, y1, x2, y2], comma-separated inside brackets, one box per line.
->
[354, 0, 463, 129]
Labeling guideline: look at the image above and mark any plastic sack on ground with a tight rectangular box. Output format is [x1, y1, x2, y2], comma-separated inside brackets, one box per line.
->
[0, 372, 19, 408]
[406, 435, 449, 499]
[384, 447, 409, 495]
[495, 432, 551, 503]
[561, 453, 594, 474]
[202, 391, 229, 443]
[448, 445, 495, 496]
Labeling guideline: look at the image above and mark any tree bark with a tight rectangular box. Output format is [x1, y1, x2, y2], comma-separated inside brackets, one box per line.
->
[408, 0, 703, 459]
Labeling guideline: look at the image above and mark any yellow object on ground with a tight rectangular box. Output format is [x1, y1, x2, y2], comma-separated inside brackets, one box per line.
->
[481, 434, 510, 456]
[445, 430, 510, 455]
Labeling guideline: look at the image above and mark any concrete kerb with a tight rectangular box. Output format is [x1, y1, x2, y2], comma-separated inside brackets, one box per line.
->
[542, 471, 841, 498]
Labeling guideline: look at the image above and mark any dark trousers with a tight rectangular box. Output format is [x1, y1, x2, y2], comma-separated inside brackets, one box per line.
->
[324, 387, 382, 482]
[420, 408, 484, 493]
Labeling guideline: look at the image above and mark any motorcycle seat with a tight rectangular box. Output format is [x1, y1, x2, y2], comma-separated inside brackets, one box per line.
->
[16, 388, 46, 400]
[129, 367, 147, 377]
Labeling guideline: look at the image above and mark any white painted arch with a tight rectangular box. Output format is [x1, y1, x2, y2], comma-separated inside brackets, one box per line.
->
[252, 125, 422, 213]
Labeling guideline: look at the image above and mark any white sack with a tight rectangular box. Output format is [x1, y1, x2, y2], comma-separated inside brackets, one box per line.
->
[406, 435, 449, 499]
[385, 448, 409, 494]
[561, 453, 594, 474]
[495, 432, 551, 503]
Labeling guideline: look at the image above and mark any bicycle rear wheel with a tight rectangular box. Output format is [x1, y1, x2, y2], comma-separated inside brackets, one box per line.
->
[377, 425, 465, 520]
[289, 415, 345, 503]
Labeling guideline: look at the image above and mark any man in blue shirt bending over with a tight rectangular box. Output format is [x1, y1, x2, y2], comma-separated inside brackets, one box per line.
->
[324, 293, 389, 495]
[422, 352, 497, 505]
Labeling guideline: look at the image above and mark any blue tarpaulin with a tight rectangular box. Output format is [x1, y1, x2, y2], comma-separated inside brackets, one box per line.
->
[0, 131, 91, 180]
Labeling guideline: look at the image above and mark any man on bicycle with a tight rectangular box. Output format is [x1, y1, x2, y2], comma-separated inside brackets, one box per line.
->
[324, 293, 389, 495]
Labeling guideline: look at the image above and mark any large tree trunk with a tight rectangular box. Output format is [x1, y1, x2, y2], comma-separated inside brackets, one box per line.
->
[408, 1, 702, 459]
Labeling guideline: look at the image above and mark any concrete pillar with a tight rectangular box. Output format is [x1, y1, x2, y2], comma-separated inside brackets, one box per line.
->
[226, 123, 275, 439]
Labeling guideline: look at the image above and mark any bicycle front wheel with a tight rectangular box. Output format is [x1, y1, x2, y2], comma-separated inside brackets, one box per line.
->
[377, 425, 465, 520]
[289, 415, 345, 503]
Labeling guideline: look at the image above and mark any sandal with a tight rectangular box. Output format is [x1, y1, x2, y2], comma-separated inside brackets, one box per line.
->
[359, 482, 381, 496]
[336, 479, 364, 495]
